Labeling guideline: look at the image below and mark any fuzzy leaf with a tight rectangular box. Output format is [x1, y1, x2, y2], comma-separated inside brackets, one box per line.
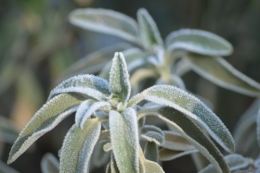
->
[0, 160, 19, 173]
[187, 54, 260, 97]
[161, 131, 195, 151]
[159, 148, 198, 161]
[49, 74, 110, 101]
[138, 107, 230, 173]
[103, 143, 112, 152]
[109, 109, 139, 173]
[41, 153, 59, 173]
[0, 116, 19, 144]
[144, 141, 158, 162]
[93, 140, 111, 168]
[141, 125, 165, 145]
[60, 118, 101, 173]
[109, 52, 131, 103]
[199, 154, 249, 173]
[106, 163, 111, 173]
[75, 100, 111, 128]
[140, 85, 234, 153]
[166, 29, 233, 56]
[137, 8, 163, 49]
[110, 154, 120, 173]
[69, 8, 140, 44]
[8, 93, 84, 164]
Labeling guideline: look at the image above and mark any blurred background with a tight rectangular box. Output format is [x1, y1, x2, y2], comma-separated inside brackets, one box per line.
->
[1, 0, 260, 172]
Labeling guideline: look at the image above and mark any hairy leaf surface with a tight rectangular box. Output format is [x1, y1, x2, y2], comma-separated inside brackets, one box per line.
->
[60, 118, 101, 173]
[8, 93, 84, 164]
[140, 125, 164, 145]
[159, 148, 198, 161]
[188, 54, 260, 97]
[109, 109, 139, 173]
[41, 153, 59, 173]
[69, 8, 140, 44]
[144, 141, 158, 162]
[166, 29, 233, 56]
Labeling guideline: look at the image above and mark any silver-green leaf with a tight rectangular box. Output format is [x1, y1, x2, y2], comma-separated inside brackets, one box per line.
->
[166, 29, 233, 56]
[144, 141, 158, 162]
[41, 153, 59, 173]
[60, 118, 101, 173]
[8, 93, 84, 164]
[69, 8, 140, 45]
[159, 148, 198, 161]
[109, 109, 139, 173]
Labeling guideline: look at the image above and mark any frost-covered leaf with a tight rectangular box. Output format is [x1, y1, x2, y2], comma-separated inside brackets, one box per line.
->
[160, 131, 196, 151]
[166, 29, 233, 56]
[159, 148, 198, 161]
[49, 74, 110, 101]
[109, 52, 131, 103]
[0, 160, 19, 173]
[69, 8, 140, 44]
[60, 118, 101, 173]
[8, 93, 84, 164]
[187, 54, 260, 97]
[75, 100, 111, 128]
[0, 116, 19, 144]
[140, 125, 165, 145]
[199, 154, 249, 173]
[41, 153, 59, 173]
[137, 8, 163, 49]
[140, 85, 234, 153]
[60, 43, 132, 80]
[144, 141, 158, 162]
[138, 107, 230, 173]
[109, 109, 139, 173]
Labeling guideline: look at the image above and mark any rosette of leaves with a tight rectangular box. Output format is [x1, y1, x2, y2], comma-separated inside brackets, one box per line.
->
[66, 8, 260, 96]
[8, 52, 235, 173]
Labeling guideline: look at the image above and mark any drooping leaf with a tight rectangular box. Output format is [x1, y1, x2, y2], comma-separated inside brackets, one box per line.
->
[109, 52, 131, 103]
[140, 125, 165, 145]
[75, 100, 111, 128]
[138, 107, 230, 173]
[0, 160, 19, 173]
[187, 54, 260, 97]
[48, 74, 110, 101]
[69, 8, 140, 44]
[60, 118, 101, 173]
[137, 8, 163, 49]
[0, 116, 19, 144]
[93, 140, 111, 168]
[144, 141, 158, 162]
[8, 93, 84, 164]
[166, 29, 233, 56]
[41, 153, 59, 173]
[159, 148, 198, 161]
[109, 109, 139, 173]
[199, 154, 249, 173]
[160, 131, 196, 151]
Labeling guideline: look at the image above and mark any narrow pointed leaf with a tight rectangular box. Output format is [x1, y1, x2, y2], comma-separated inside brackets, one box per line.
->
[49, 74, 110, 101]
[8, 93, 84, 164]
[75, 100, 111, 128]
[111, 154, 120, 173]
[138, 107, 230, 173]
[93, 140, 111, 168]
[159, 148, 198, 161]
[41, 153, 59, 173]
[161, 131, 195, 151]
[141, 125, 165, 145]
[109, 109, 139, 173]
[140, 85, 234, 153]
[137, 8, 163, 49]
[0, 160, 19, 173]
[109, 52, 131, 103]
[69, 8, 140, 44]
[60, 118, 101, 173]
[166, 29, 233, 56]
[187, 54, 260, 97]
[144, 141, 158, 162]
[199, 154, 249, 173]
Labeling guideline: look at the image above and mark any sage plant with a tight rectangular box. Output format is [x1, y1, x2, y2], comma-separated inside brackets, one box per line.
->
[8, 52, 234, 173]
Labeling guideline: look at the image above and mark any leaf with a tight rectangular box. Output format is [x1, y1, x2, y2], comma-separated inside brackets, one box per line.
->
[137, 8, 163, 49]
[160, 131, 196, 151]
[109, 109, 139, 173]
[48, 74, 110, 101]
[0, 116, 19, 144]
[166, 29, 233, 56]
[69, 8, 140, 44]
[144, 141, 158, 162]
[41, 153, 59, 173]
[110, 154, 120, 173]
[138, 107, 230, 173]
[159, 148, 198, 161]
[0, 160, 19, 173]
[75, 100, 111, 128]
[103, 143, 112, 152]
[8, 93, 84, 164]
[109, 52, 131, 103]
[187, 54, 260, 97]
[140, 85, 235, 153]
[257, 110, 260, 147]
[140, 125, 165, 145]
[130, 68, 158, 89]
[93, 140, 111, 168]
[60, 118, 101, 173]
[199, 154, 249, 173]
